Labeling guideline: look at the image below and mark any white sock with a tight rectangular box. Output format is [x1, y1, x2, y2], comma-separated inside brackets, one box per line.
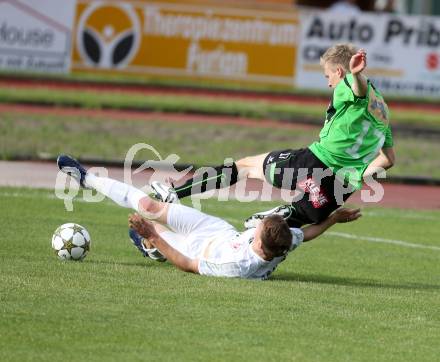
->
[85, 174, 145, 211]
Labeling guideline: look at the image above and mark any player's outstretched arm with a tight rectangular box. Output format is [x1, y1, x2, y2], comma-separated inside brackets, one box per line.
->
[349, 49, 368, 97]
[302, 208, 361, 242]
[363, 147, 395, 179]
[129, 214, 199, 274]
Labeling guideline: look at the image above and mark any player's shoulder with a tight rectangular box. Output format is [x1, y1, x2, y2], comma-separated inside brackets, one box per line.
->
[333, 75, 355, 102]
[339, 73, 369, 94]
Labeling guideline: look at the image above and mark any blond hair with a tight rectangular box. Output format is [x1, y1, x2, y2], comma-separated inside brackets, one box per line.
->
[320, 44, 357, 72]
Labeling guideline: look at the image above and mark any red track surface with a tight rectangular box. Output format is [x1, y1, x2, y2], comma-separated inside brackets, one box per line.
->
[1, 161, 439, 210]
[0, 103, 317, 130]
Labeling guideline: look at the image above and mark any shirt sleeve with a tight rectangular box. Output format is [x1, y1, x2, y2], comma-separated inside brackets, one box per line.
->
[334, 77, 355, 104]
[289, 228, 304, 250]
[334, 75, 368, 108]
[384, 126, 394, 148]
[198, 259, 243, 278]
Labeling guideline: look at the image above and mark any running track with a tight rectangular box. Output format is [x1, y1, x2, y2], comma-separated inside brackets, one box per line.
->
[1, 161, 439, 210]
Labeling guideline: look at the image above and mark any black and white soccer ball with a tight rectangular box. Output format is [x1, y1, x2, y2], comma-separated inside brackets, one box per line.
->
[51, 223, 91, 260]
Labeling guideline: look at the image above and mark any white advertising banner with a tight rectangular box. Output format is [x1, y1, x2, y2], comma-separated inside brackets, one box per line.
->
[296, 10, 440, 97]
[0, 0, 76, 73]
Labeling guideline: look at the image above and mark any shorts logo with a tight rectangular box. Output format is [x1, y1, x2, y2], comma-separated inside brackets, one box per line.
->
[76, 2, 141, 68]
[278, 152, 291, 160]
[298, 177, 329, 208]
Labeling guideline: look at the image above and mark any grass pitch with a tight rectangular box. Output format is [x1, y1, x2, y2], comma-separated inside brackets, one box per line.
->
[1, 86, 440, 128]
[1, 187, 439, 361]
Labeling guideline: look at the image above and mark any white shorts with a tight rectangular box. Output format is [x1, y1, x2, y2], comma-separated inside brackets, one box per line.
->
[161, 203, 237, 259]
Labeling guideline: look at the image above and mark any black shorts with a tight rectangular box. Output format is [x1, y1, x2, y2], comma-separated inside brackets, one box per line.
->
[263, 148, 353, 226]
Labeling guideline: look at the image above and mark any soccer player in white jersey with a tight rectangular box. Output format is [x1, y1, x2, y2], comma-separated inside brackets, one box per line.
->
[57, 155, 361, 280]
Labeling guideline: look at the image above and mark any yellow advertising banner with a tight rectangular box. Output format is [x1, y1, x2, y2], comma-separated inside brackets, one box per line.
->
[71, 0, 299, 86]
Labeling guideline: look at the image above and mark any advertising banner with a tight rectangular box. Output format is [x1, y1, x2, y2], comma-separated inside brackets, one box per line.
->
[296, 10, 440, 97]
[71, 0, 299, 86]
[0, 0, 75, 73]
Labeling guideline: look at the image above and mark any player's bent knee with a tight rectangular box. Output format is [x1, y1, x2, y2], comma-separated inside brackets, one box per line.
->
[138, 197, 163, 218]
[237, 154, 264, 168]
[235, 160, 251, 179]
[236, 154, 267, 180]
[236, 157, 250, 169]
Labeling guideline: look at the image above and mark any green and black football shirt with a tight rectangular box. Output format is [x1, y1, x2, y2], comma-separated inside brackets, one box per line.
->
[309, 73, 393, 190]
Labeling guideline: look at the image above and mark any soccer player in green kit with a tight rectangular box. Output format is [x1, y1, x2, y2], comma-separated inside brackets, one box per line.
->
[151, 44, 395, 228]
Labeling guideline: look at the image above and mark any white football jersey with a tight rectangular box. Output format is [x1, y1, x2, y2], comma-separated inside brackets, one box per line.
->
[198, 227, 304, 280]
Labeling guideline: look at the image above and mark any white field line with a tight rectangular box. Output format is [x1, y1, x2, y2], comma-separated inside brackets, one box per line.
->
[0, 190, 118, 207]
[222, 215, 440, 251]
[361, 210, 438, 221]
[326, 232, 440, 252]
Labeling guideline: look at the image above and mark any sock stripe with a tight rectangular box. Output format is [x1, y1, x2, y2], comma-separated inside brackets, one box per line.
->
[175, 173, 224, 193]
[175, 162, 238, 199]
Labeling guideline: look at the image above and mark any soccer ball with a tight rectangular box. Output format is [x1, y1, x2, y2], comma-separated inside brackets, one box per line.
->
[51, 223, 91, 260]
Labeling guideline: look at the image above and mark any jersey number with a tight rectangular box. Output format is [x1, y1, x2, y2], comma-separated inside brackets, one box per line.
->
[345, 120, 385, 163]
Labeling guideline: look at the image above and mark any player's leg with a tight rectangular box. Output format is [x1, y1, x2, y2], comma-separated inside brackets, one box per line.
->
[130, 200, 238, 261]
[131, 209, 236, 263]
[156, 153, 268, 201]
[295, 165, 356, 226]
[165, 202, 236, 237]
[85, 172, 170, 223]
[153, 223, 190, 256]
[246, 151, 355, 228]
[58, 154, 179, 261]
[165, 203, 238, 259]
[244, 148, 335, 228]
[235, 153, 268, 180]
[57, 154, 238, 233]
[243, 149, 304, 228]
[171, 159, 239, 199]
[57, 154, 170, 223]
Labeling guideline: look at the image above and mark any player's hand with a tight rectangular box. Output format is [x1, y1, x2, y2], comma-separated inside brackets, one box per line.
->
[332, 208, 362, 223]
[349, 49, 367, 75]
[129, 213, 159, 241]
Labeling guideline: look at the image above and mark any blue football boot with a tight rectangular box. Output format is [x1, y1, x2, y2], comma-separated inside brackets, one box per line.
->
[57, 154, 88, 187]
[128, 228, 167, 262]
